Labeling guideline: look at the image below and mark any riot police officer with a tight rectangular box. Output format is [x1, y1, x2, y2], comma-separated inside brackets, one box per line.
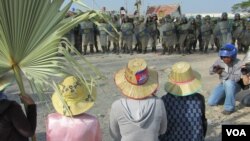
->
[201, 15, 213, 53]
[214, 12, 232, 48]
[232, 13, 246, 52]
[159, 15, 177, 55]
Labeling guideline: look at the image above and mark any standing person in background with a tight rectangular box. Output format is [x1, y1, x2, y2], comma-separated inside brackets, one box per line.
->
[214, 12, 232, 48]
[201, 15, 213, 53]
[80, 19, 95, 55]
[108, 15, 120, 54]
[46, 76, 102, 141]
[232, 13, 246, 53]
[110, 58, 167, 141]
[160, 62, 207, 141]
[159, 15, 177, 55]
[207, 44, 242, 115]
[195, 14, 202, 52]
[98, 18, 109, 54]
[146, 14, 158, 53]
[120, 16, 134, 54]
[0, 73, 37, 141]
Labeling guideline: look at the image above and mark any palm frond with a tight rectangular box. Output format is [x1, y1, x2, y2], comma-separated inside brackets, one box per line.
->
[0, 0, 105, 97]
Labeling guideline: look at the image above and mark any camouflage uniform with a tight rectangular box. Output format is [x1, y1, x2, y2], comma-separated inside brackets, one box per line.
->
[74, 24, 82, 52]
[174, 17, 182, 53]
[201, 15, 213, 53]
[237, 17, 250, 52]
[194, 15, 202, 52]
[146, 14, 158, 53]
[98, 20, 109, 53]
[108, 16, 120, 54]
[135, 17, 149, 54]
[210, 18, 217, 51]
[159, 15, 177, 54]
[178, 16, 193, 55]
[80, 20, 95, 55]
[120, 17, 134, 54]
[214, 12, 232, 48]
[232, 13, 246, 52]
[133, 16, 141, 53]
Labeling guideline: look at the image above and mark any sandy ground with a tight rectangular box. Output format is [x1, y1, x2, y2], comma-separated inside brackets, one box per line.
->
[4, 48, 250, 141]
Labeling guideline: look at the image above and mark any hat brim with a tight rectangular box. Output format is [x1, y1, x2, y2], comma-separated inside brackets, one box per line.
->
[51, 90, 96, 116]
[115, 68, 158, 99]
[165, 70, 202, 96]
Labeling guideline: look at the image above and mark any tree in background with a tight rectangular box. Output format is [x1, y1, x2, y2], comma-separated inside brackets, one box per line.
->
[232, 0, 250, 13]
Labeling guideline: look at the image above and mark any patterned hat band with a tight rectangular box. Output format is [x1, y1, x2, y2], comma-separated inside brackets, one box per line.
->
[125, 67, 149, 85]
[63, 94, 94, 103]
[170, 77, 195, 84]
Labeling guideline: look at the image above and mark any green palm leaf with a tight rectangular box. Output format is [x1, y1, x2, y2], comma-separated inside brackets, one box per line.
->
[0, 0, 105, 97]
[0, 3, 107, 139]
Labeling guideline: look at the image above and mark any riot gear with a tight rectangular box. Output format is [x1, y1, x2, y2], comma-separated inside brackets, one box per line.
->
[221, 12, 228, 21]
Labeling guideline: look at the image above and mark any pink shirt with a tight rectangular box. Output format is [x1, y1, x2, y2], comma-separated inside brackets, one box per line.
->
[46, 113, 102, 141]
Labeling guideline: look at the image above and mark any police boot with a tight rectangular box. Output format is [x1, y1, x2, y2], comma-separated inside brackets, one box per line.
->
[107, 45, 110, 53]
[83, 45, 87, 55]
[161, 47, 166, 55]
[152, 46, 157, 53]
[101, 46, 105, 54]
[116, 47, 120, 55]
[129, 48, 133, 55]
[204, 46, 208, 53]
[90, 45, 94, 53]
[104, 46, 108, 54]
[94, 42, 99, 53]
[169, 46, 174, 55]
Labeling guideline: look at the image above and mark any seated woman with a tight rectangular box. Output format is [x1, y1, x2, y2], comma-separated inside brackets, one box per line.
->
[109, 58, 167, 141]
[46, 76, 102, 141]
[160, 62, 207, 141]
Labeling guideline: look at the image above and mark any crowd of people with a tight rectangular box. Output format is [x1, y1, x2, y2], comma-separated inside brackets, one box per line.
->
[64, 11, 250, 56]
[2, 42, 250, 140]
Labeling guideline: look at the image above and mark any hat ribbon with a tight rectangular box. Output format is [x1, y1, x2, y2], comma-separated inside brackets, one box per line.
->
[63, 94, 94, 103]
[170, 77, 195, 84]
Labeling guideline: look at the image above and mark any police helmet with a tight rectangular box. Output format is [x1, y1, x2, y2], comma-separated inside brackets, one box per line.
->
[219, 44, 237, 59]
[234, 13, 241, 19]
[221, 12, 228, 20]
[205, 15, 211, 21]
[196, 14, 201, 20]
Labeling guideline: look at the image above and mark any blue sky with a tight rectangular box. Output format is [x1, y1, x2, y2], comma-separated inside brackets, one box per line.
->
[67, 0, 245, 14]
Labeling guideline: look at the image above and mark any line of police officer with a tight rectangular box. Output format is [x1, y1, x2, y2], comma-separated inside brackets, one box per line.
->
[64, 12, 250, 55]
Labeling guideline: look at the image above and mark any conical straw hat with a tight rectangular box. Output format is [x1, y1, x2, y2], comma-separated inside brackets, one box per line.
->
[165, 62, 202, 96]
[52, 76, 96, 116]
[115, 58, 158, 99]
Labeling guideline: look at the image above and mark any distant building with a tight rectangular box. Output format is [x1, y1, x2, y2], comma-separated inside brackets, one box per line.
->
[146, 4, 181, 18]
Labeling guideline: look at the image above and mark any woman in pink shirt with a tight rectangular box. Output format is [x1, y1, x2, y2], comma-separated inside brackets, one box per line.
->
[46, 76, 102, 141]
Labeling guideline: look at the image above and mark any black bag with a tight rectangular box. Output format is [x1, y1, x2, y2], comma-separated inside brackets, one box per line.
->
[237, 78, 249, 90]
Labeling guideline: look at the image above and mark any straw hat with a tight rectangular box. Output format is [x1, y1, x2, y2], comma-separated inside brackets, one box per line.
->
[165, 62, 202, 96]
[115, 58, 158, 99]
[52, 76, 96, 116]
[0, 72, 14, 91]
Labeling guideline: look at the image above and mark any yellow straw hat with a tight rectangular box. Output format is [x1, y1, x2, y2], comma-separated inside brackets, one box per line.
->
[115, 58, 158, 99]
[52, 76, 96, 116]
[165, 62, 202, 96]
[0, 72, 14, 91]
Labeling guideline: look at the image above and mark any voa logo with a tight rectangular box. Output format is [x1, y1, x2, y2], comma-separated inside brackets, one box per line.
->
[226, 129, 246, 136]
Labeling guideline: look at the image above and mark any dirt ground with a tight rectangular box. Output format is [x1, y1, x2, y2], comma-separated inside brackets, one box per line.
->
[5, 48, 250, 141]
